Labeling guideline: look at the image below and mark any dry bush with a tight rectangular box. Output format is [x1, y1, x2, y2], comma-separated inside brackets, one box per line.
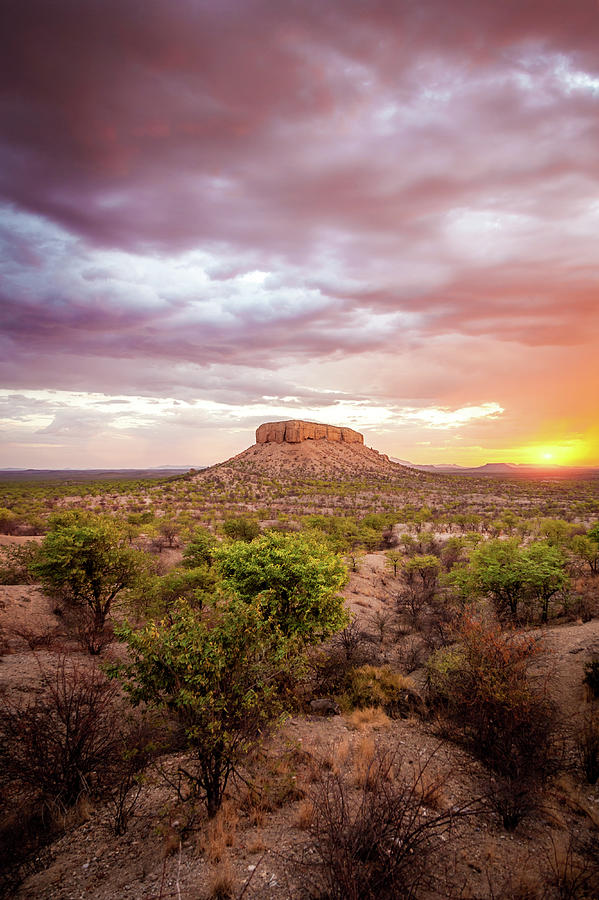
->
[295, 747, 461, 900]
[0, 656, 121, 810]
[546, 833, 599, 899]
[576, 711, 599, 785]
[75, 611, 115, 655]
[0, 543, 38, 584]
[0, 799, 57, 898]
[241, 753, 305, 825]
[102, 717, 157, 835]
[307, 621, 372, 697]
[11, 624, 62, 652]
[427, 616, 559, 829]
[369, 608, 395, 645]
[418, 595, 459, 651]
[0, 655, 156, 891]
[583, 658, 599, 700]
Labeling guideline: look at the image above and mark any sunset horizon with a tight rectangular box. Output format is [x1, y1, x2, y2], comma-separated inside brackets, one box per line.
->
[2, 1, 598, 470]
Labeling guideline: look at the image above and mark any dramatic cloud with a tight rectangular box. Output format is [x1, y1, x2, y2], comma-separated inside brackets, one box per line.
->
[1, 0, 598, 465]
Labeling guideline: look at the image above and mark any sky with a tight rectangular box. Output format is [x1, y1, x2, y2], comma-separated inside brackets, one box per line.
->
[1, 0, 598, 469]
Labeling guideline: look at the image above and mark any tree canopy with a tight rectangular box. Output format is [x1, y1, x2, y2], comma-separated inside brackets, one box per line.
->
[216, 531, 349, 641]
[32, 519, 146, 651]
[114, 599, 298, 816]
[448, 538, 567, 622]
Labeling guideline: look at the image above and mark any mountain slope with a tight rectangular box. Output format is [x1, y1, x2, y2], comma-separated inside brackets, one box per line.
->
[206, 435, 415, 481]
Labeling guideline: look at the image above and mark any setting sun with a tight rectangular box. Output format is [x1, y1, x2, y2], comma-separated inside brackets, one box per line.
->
[522, 440, 591, 467]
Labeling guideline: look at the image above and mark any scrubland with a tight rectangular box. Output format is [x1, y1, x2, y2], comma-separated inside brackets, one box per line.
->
[0, 463, 598, 899]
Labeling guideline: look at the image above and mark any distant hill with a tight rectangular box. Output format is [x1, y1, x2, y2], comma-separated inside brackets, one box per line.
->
[0, 467, 203, 483]
[392, 459, 599, 479]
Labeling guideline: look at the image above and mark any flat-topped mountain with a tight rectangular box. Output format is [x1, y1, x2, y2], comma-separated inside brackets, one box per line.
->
[256, 420, 363, 445]
[202, 420, 416, 481]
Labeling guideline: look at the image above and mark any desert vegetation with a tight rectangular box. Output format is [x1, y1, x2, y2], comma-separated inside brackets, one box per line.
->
[0, 461, 598, 898]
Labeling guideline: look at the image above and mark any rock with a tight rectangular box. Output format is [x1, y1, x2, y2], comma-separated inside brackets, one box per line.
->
[256, 420, 363, 445]
[310, 697, 341, 716]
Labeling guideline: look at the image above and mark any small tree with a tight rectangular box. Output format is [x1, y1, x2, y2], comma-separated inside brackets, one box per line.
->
[158, 518, 180, 548]
[222, 516, 260, 542]
[399, 555, 441, 626]
[347, 548, 365, 573]
[114, 600, 297, 817]
[31, 520, 145, 653]
[449, 539, 568, 623]
[182, 527, 216, 569]
[450, 539, 528, 621]
[524, 541, 568, 623]
[217, 532, 348, 642]
[385, 549, 401, 577]
[0, 507, 19, 535]
[572, 532, 599, 576]
[143, 566, 216, 617]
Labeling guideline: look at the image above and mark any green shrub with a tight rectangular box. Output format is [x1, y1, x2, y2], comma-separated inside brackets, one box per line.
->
[0, 542, 39, 584]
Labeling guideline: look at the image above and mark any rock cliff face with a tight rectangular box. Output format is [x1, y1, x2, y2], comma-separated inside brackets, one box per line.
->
[256, 420, 364, 445]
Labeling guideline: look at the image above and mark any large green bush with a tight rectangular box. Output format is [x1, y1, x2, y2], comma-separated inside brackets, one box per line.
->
[217, 531, 349, 641]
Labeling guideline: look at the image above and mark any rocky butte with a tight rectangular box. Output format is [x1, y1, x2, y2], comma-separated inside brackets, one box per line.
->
[255, 420, 364, 445]
[200, 419, 414, 480]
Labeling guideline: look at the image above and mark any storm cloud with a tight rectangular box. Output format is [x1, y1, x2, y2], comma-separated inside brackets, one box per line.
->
[1, 0, 598, 465]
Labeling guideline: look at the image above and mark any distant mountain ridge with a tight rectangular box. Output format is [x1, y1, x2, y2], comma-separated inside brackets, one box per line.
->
[392, 458, 599, 478]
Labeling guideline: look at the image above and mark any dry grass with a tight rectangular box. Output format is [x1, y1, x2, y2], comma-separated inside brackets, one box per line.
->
[318, 737, 351, 773]
[331, 737, 351, 775]
[348, 706, 390, 731]
[161, 828, 180, 859]
[553, 774, 599, 828]
[299, 736, 351, 782]
[199, 803, 238, 863]
[538, 800, 567, 830]
[53, 794, 95, 832]
[545, 833, 599, 899]
[208, 859, 235, 899]
[246, 833, 266, 853]
[413, 769, 446, 811]
[240, 753, 305, 826]
[352, 735, 377, 788]
[296, 798, 315, 829]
